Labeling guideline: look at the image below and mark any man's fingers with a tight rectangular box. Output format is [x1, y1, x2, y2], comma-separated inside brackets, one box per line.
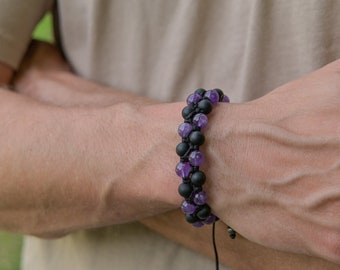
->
[13, 40, 70, 94]
[19, 40, 70, 73]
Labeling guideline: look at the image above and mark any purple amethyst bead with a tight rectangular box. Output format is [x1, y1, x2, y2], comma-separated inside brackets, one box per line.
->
[204, 90, 219, 105]
[192, 113, 208, 129]
[181, 200, 197, 214]
[203, 214, 217, 224]
[189, 150, 204, 166]
[192, 221, 204, 228]
[178, 122, 193, 138]
[193, 190, 207, 205]
[222, 95, 230, 103]
[175, 162, 191, 178]
[186, 93, 202, 104]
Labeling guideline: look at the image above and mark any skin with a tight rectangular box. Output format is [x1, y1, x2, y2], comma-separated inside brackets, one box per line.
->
[204, 62, 340, 264]
[0, 66, 183, 237]
[8, 41, 340, 269]
[0, 62, 13, 85]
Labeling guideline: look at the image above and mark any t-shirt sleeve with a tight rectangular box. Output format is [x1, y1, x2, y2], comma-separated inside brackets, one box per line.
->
[0, 0, 52, 69]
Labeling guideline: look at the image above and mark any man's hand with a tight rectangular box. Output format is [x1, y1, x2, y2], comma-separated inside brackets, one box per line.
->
[14, 41, 154, 107]
[205, 59, 340, 263]
[0, 63, 13, 85]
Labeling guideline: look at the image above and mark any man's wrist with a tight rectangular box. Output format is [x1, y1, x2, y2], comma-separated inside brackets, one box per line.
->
[202, 101, 268, 226]
[72, 102, 185, 226]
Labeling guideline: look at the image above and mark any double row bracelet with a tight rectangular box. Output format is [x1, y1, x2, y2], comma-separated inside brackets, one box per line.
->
[175, 88, 236, 239]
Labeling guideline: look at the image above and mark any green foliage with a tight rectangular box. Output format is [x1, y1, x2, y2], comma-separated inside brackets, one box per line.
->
[0, 231, 22, 270]
[32, 13, 54, 43]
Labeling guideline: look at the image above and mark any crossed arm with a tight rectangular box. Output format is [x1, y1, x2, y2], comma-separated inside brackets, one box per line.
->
[0, 68, 182, 236]
[1, 42, 340, 269]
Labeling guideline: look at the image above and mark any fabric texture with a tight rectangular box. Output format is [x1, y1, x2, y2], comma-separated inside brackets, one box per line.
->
[56, 0, 340, 103]
[0, 0, 339, 269]
[0, 0, 52, 68]
[23, 223, 226, 270]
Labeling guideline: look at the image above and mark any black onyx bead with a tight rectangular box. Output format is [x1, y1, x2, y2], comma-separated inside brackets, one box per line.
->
[176, 142, 190, 157]
[182, 104, 196, 120]
[214, 88, 224, 101]
[197, 205, 211, 220]
[194, 88, 206, 97]
[178, 183, 193, 198]
[185, 213, 199, 224]
[189, 131, 205, 146]
[197, 99, 212, 114]
[191, 171, 206, 187]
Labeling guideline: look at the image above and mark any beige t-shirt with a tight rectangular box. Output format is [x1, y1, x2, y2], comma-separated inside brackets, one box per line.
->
[0, 0, 339, 270]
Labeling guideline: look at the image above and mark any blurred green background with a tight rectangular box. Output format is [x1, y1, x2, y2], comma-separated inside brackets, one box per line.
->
[33, 13, 54, 43]
[0, 232, 22, 270]
[0, 13, 53, 270]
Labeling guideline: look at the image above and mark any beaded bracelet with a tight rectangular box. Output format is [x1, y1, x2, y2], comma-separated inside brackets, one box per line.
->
[175, 88, 236, 239]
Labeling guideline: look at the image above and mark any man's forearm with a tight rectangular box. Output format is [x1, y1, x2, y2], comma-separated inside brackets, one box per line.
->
[0, 88, 183, 237]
